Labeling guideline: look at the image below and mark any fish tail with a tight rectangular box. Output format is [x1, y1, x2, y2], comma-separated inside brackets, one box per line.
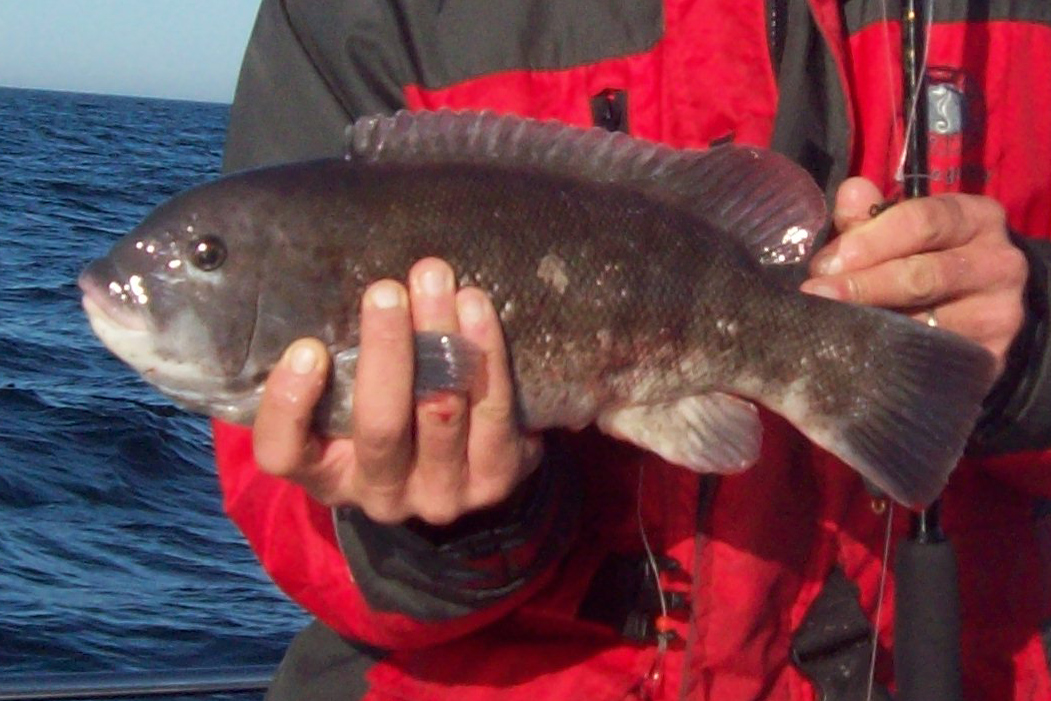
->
[788, 310, 997, 508]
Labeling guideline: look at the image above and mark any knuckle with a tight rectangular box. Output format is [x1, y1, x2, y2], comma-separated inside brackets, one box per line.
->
[966, 296, 1024, 350]
[360, 499, 407, 525]
[999, 297, 1026, 337]
[979, 196, 1007, 230]
[472, 399, 518, 428]
[252, 441, 297, 478]
[902, 201, 941, 247]
[415, 499, 463, 526]
[418, 394, 468, 431]
[355, 414, 408, 454]
[999, 245, 1029, 286]
[467, 479, 516, 512]
[901, 254, 939, 300]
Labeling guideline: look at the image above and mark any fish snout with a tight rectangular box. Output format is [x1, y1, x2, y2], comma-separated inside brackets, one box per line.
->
[79, 258, 149, 331]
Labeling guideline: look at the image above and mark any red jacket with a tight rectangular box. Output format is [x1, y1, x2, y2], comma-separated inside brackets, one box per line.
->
[216, 0, 1051, 698]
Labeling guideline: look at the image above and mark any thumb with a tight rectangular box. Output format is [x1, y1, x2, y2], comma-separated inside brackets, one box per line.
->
[833, 177, 884, 234]
[252, 338, 330, 478]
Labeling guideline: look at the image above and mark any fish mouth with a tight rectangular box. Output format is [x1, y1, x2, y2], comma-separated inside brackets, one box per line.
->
[79, 258, 228, 404]
[78, 260, 149, 332]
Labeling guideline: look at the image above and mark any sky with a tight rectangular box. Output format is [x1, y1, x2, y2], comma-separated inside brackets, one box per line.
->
[0, 0, 263, 103]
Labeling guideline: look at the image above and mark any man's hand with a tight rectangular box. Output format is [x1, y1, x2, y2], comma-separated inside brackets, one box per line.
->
[251, 257, 543, 525]
[801, 177, 1028, 375]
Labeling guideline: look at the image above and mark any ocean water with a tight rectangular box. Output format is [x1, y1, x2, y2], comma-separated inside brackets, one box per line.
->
[0, 88, 307, 696]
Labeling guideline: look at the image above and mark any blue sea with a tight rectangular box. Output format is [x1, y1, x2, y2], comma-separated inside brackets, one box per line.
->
[0, 87, 308, 698]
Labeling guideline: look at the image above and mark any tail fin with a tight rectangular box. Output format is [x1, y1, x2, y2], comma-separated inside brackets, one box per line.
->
[787, 310, 996, 508]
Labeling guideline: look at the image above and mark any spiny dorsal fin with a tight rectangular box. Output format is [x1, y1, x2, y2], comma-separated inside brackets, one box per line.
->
[346, 110, 829, 279]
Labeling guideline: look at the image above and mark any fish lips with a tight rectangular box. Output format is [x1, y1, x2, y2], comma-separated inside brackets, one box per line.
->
[78, 257, 149, 332]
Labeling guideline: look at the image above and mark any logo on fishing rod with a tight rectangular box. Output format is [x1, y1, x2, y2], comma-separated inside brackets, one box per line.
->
[926, 66, 989, 192]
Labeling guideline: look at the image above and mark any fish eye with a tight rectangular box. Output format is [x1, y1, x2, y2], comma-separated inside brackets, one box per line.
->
[188, 235, 227, 271]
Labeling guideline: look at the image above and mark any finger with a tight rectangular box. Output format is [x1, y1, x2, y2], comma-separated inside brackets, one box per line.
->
[253, 338, 329, 478]
[908, 291, 1023, 373]
[457, 287, 541, 508]
[831, 176, 884, 234]
[811, 194, 996, 276]
[406, 258, 470, 522]
[803, 233, 1025, 309]
[349, 280, 415, 519]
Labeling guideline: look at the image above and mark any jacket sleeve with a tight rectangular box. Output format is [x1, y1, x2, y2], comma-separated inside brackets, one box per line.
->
[966, 234, 1051, 498]
[215, 0, 580, 648]
[971, 234, 1051, 455]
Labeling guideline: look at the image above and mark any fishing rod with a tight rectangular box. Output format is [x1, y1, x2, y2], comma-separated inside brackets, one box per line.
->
[891, 1, 964, 700]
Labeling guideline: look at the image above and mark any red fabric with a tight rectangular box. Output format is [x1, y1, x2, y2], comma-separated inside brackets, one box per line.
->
[213, 421, 559, 649]
[215, 1, 1051, 699]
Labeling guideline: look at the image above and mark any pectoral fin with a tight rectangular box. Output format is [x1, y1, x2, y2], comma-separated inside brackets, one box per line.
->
[597, 393, 762, 473]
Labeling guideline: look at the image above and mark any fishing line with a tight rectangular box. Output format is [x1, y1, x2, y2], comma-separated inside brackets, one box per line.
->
[632, 462, 669, 701]
[865, 501, 895, 701]
[638, 462, 670, 628]
[894, 0, 934, 186]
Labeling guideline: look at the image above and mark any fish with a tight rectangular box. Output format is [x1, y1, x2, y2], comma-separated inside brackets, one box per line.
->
[79, 110, 997, 507]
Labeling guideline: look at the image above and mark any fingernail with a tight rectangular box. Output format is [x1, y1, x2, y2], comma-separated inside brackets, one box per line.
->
[368, 281, 405, 310]
[287, 343, 317, 374]
[458, 294, 486, 326]
[420, 267, 452, 297]
[813, 254, 843, 276]
[801, 282, 841, 300]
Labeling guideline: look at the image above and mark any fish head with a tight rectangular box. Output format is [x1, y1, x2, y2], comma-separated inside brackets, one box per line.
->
[79, 181, 266, 419]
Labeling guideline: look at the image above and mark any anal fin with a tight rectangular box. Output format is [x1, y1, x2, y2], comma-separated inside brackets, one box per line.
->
[597, 393, 762, 473]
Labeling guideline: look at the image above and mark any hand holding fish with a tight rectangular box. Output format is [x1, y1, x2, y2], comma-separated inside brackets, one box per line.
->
[252, 258, 543, 525]
[801, 177, 1027, 374]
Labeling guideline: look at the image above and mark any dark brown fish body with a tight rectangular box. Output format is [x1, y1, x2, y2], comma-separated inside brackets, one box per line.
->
[79, 111, 996, 506]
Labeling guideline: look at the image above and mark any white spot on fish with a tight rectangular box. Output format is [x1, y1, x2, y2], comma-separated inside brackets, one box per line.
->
[128, 275, 148, 305]
[168, 259, 182, 270]
[537, 254, 570, 295]
[716, 319, 739, 336]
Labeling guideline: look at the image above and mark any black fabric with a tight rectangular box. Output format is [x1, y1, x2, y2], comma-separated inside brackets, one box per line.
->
[265, 619, 384, 701]
[224, 0, 382, 172]
[971, 235, 1051, 454]
[332, 444, 580, 621]
[790, 568, 893, 701]
[768, 0, 850, 199]
[225, 0, 663, 174]
[591, 89, 630, 133]
[577, 552, 687, 644]
[843, 0, 1051, 34]
[382, 0, 663, 90]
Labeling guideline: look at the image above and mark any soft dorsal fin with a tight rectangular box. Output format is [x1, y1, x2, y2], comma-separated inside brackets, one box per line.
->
[346, 110, 829, 281]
